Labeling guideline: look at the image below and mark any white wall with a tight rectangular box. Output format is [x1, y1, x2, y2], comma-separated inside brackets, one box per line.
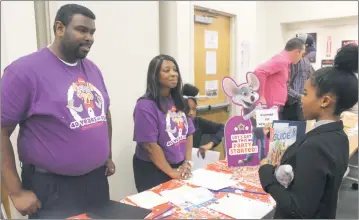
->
[283, 16, 358, 70]
[1, 1, 38, 219]
[261, 1, 358, 62]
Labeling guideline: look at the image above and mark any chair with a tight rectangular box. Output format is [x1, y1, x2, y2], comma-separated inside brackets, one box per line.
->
[345, 165, 358, 190]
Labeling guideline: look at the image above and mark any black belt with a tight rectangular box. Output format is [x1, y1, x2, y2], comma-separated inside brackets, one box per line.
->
[21, 163, 50, 174]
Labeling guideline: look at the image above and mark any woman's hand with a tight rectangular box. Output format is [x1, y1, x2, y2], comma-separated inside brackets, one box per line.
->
[169, 165, 192, 180]
[178, 161, 192, 179]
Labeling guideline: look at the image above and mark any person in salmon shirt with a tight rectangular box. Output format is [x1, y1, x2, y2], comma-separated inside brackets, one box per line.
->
[254, 38, 305, 119]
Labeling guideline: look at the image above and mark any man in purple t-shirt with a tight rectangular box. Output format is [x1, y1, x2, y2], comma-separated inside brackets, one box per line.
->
[1, 4, 114, 218]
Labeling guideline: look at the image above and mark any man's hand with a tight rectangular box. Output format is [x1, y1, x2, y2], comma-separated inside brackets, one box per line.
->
[10, 190, 41, 216]
[259, 98, 267, 105]
[197, 142, 214, 159]
[105, 159, 116, 176]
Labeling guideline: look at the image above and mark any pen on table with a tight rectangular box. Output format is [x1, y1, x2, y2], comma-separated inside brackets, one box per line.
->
[212, 187, 267, 195]
[235, 188, 267, 195]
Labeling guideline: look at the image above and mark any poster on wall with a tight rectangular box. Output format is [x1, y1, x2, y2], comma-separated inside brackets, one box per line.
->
[205, 51, 217, 75]
[326, 36, 332, 57]
[204, 30, 218, 49]
[205, 80, 218, 98]
[321, 59, 334, 68]
[222, 73, 279, 167]
[342, 40, 358, 47]
[240, 40, 251, 73]
[296, 32, 317, 63]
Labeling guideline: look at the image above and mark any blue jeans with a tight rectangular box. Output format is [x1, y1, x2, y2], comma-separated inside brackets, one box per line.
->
[246, 134, 266, 162]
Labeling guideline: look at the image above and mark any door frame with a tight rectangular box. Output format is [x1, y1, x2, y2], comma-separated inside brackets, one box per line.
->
[189, 3, 237, 117]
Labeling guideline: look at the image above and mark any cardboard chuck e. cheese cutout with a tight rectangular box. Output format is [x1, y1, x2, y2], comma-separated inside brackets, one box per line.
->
[222, 72, 278, 167]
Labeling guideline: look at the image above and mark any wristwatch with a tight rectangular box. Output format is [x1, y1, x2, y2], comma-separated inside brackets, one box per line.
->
[184, 160, 194, 167]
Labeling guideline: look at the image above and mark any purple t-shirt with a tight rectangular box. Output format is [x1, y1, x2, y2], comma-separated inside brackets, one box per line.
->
[133, 98, 195, 164]
[1, 48, 110, 176]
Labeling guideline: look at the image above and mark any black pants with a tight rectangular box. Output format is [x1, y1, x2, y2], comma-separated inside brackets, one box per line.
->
[282, 102, 303, 121]
[21, 164, 110, 219]
[133, 155, 182, 193]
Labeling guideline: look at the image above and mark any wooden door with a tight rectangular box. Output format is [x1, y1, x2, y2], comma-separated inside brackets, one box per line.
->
[194, 8, 231, 159]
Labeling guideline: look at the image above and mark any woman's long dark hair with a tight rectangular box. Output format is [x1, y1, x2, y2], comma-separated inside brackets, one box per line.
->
[141, 54, 185, 113]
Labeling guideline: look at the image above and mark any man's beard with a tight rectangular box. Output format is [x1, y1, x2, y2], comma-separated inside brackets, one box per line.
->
[60, 42, 88, 62]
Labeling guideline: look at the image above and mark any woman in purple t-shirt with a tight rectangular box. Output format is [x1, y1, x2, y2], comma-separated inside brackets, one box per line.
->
[133, 55, 196, 192]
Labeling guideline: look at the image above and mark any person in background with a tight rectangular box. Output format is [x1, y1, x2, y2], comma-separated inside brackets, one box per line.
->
[1, 4, 114, 218]
[133, 55, 195, 193]
[254, 38, 305, 119]
[283, 34, 315, 121]
[183, 84, 224, 159]
[259, 44, 358, 218]
[298, 33, 317, 63]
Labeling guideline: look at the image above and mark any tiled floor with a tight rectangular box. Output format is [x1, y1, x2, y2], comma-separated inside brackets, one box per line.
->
[337, 150, 358, 219]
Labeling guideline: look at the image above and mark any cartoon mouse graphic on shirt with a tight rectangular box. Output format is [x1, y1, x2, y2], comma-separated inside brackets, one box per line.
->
[165, 106, 188, 146]
[67, 78, 106, 128]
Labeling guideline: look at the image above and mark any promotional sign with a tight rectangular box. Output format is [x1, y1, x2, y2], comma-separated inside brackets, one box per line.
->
[342, 40, 358, 47]
[321, 59, 334, 68]
[255, 108, 279, 127]
[326, 36, 332, 57]
[224, 116, 259, 167]
[222, 72, 278, 167]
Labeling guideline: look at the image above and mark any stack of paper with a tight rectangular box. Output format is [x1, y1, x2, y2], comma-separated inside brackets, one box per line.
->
[184, 169, 237, 190]
[127, 191, 168, 209]
[208, 193, 274, 219]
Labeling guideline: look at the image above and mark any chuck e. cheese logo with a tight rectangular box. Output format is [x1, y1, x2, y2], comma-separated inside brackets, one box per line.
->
[66, 77, 107, 130]
[165, 106, 188, 147]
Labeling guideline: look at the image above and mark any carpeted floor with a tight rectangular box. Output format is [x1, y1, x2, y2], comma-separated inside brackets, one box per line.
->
[337, 150, 358, 219]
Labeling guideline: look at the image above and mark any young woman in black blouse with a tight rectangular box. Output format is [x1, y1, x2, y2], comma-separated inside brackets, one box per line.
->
[259, 44, 358, 218]
[183, 84, 224, 158]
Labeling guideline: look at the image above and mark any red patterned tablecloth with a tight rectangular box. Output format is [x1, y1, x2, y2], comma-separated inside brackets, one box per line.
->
[120, 160, 276, 219]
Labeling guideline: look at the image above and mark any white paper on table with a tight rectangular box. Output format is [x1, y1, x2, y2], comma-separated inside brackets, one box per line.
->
[255, 108, 279, 127]
[184, 169, 236, 191]
[160, 185, 193, 206]
[127, 191, 168, 209]
[192, 148, 220, 171]
[208, 193, 274, 219]
[160, 185, 214, 206]
[206, 51, 217, 75]
[205, 30, 218, 49]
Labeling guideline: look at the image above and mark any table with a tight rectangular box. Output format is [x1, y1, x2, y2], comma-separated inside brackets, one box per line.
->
[306, 112, 358, 157]
[121, 161, 276, 219]
[120, 113, 358, 219]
